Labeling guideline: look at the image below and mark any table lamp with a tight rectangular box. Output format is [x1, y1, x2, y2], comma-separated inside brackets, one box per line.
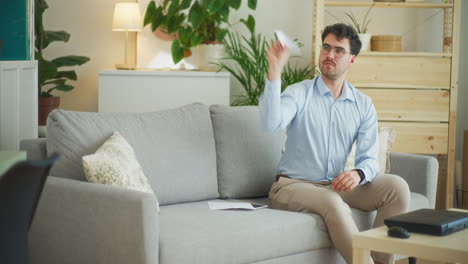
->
[112, 2, 142, 69]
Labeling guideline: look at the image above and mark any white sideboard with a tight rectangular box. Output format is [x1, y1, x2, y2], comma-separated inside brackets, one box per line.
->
[98, 70, 230, 112]
[0, 61, 38, 150]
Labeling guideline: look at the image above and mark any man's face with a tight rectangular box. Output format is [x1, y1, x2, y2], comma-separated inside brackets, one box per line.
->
[319, 34, 355, 80]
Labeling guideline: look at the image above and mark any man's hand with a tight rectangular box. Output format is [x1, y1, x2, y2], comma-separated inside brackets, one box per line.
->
[267, 41, 290, 81]
[332, 170, 361, 192]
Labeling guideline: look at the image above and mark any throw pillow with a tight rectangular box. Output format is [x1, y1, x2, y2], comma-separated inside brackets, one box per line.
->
[82, 132, 159, 211]
[345, 127, 396, 175]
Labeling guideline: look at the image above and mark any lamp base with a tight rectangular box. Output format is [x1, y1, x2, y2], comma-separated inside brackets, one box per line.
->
[115, 64, 136, 70]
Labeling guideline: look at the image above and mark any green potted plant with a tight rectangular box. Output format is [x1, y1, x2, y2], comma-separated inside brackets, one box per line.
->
[187, 0, 257, 70]
[143, 0, 191, 41]
[35, 0, 90, 125]
[344, 3, 374, 51]
[144, 0, 257, 66]
[215, 16, 317, 106]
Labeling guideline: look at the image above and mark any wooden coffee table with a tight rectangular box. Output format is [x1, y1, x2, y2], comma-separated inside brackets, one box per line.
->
[353, 209, 468, 264]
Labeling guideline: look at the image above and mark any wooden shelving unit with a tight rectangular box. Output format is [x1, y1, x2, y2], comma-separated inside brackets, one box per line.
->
[359, 51, 451, 57]
[313, 0, 461, 209]
[325, 1, 453, 8]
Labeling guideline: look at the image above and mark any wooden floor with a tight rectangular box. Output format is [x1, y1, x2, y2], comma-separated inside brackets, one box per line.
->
[396, 258, 444, 264]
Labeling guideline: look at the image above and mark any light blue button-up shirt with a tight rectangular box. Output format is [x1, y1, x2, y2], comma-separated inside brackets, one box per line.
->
[259, 75, 379, 183]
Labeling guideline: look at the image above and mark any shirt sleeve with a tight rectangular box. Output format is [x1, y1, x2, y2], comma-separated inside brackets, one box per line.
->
[259, 79, 301, 132]
[354, 99, 379, 184]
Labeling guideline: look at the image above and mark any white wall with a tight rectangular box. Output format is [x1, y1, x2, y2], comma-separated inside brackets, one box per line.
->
[43, 0, 137, 112]
[44, 0, 467, 155]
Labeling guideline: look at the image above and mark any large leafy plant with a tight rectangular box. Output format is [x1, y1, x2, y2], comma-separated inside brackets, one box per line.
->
[144, 0, 257, 64]
[143, 0, 192, 40]
[35, 0, 90, 97]
[215, 16, 317, 106]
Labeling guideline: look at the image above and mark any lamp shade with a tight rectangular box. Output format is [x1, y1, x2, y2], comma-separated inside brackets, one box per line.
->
[112, 2, 142, 31]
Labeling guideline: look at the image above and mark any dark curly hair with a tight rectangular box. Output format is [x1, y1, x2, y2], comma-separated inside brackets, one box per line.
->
[321, 23, 362, 56]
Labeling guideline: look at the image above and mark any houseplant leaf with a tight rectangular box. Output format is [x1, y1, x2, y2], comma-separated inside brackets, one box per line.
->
[55, 70, 77, 81]
[215, 29, 228, 42]
[42, 78, 66, 86]
[41, 30, 70, 49]
[167, 16, 180, 34]
[53, 84, 74, 92]
[167, 0, 179, 17]
[178, 26, 192, 46]
[38, 56, 58, 85]
[144, 0, 156, 26]
[190, 34, 204, 47]
[241, 15, 256, 34]
[175, 14, 187, 29]
[218, 5, 230, 22]
[171, 40, 184, 64]
[248, 0, 257, 10]
[189, 1, 203, 28]
[208, 0, 225, 14]
[228, 0, 242, 10]
[180, 0, 192, 9]
[51, 55, 90, 68]
[151, 7, 165, 32]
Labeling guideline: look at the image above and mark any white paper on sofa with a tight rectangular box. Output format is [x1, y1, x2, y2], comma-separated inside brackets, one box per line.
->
[208, 201, 267, 210]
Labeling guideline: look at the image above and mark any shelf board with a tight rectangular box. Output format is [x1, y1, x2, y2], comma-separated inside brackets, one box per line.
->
[325, 1, 453, 8]
[355, 84, 450, 90]
[359, 51, 451, 57]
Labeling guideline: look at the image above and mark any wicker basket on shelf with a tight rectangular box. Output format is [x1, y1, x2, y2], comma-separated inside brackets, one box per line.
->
[371, 35, 402, 52]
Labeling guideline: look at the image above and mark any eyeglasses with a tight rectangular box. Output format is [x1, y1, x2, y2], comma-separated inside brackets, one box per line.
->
[320, 44, 352, 58]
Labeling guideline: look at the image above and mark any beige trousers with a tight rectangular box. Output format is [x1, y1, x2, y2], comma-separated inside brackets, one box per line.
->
[269, 174, 410, 264]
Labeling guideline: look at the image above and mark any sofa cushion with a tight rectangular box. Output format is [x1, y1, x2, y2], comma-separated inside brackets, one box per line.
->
[82, 132, 158, 211]
[159, 199, 384, 264]
[47, 103, 219, 205]
[159, 200, 331, 264]
[210, 105, 286, 199]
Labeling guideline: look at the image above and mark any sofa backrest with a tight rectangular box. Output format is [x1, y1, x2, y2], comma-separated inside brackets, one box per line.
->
[210, 105, 286, 198]
[46, 103, 219, 205]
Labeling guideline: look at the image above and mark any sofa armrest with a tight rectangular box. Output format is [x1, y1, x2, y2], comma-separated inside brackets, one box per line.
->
[389, 152, 438, 208]
[20, 138, 47, 160]
[29, 176, 159, 264]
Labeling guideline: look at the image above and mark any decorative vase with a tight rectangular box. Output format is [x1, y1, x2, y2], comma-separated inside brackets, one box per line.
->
[38, 96, 60, 126]
[358, 33, 371, 52]
[197, 42, 225, 71]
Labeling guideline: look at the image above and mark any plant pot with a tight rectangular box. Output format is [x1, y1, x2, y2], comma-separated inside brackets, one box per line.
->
[39, 96, 60, 126]
[197, 42, 225, 71]
[152, 28, 178, 41]
[358, 33, 371, 52]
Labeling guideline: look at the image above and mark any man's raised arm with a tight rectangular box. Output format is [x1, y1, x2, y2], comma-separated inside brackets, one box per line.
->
[259, 42, 297, 132]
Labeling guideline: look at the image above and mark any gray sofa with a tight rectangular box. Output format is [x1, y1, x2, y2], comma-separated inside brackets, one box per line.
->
[21, 103, 438, 264]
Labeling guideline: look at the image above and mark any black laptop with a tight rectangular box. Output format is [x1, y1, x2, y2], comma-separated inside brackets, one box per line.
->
[384, 209, 468, 236]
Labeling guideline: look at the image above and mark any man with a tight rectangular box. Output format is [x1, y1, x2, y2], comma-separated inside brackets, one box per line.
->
[259, 23, 410, 264]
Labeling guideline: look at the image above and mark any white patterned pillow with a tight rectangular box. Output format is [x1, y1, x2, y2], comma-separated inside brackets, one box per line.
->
[345, 127, 396, 174]
[82, 132, 159, 211]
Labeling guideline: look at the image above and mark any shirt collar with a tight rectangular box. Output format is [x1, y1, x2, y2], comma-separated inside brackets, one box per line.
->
[316, 75, 355, 102]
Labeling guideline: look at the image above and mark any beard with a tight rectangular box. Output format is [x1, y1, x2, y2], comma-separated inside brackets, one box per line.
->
[319, 59, 346, 80]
